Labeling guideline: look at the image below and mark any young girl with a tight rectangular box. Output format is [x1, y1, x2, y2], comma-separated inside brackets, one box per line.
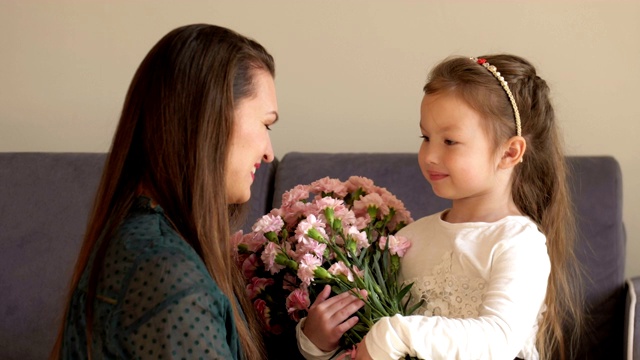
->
[298, 55, 583, 360]
[51, 24, 278, 359]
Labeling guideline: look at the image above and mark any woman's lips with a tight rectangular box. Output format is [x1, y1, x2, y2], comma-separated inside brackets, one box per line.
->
[252, 163, 261, 180]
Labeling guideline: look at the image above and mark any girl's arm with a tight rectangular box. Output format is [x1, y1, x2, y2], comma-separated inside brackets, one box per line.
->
[362, 234, 550, 360]
[296, 285, 366, 359]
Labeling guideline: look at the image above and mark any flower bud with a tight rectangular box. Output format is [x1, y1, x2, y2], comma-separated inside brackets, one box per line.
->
[275, 253, 298, 271]
[265, 231, 278, 243]
[314, 267, 332, 280]
[307, 228, 327, 243]
[367, 206, 378, 219]
[237, 244, 249, 254]
[373, 283, 383, 295]
[324, 207, 335, 226]
[345, 239, 357, 255]
[332, 218, 343, 232]
[391, 255, 401, 273]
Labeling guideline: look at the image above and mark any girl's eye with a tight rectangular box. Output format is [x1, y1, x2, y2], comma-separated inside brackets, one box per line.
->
[444, 139, 456, 145]
[265, 125, 272, 131]
[420, 135, 429, 142]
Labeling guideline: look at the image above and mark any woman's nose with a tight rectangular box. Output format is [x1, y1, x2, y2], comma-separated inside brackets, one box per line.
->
[262, 137, 275, 163]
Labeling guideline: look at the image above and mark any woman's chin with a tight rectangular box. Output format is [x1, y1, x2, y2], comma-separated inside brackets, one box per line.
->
[228, 192, 251, 205]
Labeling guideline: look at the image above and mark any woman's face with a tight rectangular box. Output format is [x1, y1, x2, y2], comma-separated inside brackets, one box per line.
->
[226, 70, 278, 204]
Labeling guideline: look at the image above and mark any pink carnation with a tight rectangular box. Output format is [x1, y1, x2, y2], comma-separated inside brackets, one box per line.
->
[355, 214, 372, 230]
[246, 276, 275, 299]
[313, 196, 345, 214]
[252, 213, 284, 233]
[297, 253, 322, 286]
[328, 261, 351, 281]
[282, 201, 311, 229]
[336, 208, 357, 229]
[242, 254, 260, 279]
[295, 214, 328, 244]
[254, 298, 281, 334]
[345, 176, 376, 193]
[294, 239, 327, 260]
[240, 232, 268, 253]
[373, 185, 393, 199]
[353, 193, 389, 217]
[286, 287, 311, 318]
[328, 261, 364, 282]
[347, 226, 370, 252]
[281, 184, 310, 208]
[231, 230, 244, 247]
[261, 241, 285, 274]
[379, 235, 411, 257]
[309, 177, 348, 197]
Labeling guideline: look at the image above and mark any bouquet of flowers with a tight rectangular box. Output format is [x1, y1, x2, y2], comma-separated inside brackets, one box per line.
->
[233, 176, 424, 355]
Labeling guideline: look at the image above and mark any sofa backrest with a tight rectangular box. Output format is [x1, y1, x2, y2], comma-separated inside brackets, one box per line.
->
[0, 151, 626, 358]
[0, 152, 276, 359]
[272, 152, 626, 358]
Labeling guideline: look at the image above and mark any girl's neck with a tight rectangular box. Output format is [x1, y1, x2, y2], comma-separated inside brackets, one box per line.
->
[445, 198, 522, 223]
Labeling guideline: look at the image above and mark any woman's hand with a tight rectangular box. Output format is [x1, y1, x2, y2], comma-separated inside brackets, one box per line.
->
[354, 336, 373, 360]
[302, 285, 366, 352]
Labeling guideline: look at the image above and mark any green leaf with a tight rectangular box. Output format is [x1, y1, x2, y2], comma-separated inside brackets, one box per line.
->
[406, 299, 426, 315]
[396, 282, 414, 304]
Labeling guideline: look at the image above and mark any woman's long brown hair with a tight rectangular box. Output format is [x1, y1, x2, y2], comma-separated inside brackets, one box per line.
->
[424, 55, 584, 359]
[51, 24, 273, 360]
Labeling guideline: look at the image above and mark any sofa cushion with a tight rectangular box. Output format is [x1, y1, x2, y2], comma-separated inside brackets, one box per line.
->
[0, 152, 106, 359]
[568, 156, 625, 358]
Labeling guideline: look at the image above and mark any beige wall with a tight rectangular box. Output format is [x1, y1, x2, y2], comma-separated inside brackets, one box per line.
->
[1, 0, 638, 277]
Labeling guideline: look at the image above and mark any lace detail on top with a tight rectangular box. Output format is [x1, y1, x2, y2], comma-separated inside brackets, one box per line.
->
[404, 251, 486, 318]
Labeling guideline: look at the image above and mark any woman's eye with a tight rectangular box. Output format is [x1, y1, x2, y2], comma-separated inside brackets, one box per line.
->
[444, 139, 456, 145]
[265, 125, 272, 131]
[420, 135, 429, 142]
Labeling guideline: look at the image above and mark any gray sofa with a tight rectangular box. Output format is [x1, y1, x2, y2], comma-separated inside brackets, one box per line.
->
[0, 152, 637, 359]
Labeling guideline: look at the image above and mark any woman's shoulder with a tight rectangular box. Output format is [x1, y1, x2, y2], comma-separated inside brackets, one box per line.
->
[105, 204, 225, 303]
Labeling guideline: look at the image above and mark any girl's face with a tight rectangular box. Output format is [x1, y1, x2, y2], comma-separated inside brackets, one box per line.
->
[418, 92, 503, 204]
[226, 70, 278, 204]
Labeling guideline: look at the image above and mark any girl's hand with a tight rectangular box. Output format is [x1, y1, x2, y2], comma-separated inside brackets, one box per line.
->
[302, 285, 366, 352]
[354, 336, 373, 360]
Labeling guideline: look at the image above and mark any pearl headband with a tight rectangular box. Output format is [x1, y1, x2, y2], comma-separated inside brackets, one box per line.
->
[471, 57, 522, 136]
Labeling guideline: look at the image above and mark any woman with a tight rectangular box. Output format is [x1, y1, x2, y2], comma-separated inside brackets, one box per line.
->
[51, 23, 278, 359]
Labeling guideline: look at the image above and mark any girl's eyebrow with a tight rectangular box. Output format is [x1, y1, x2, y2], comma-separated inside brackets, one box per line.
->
[420, 122, 460, 133]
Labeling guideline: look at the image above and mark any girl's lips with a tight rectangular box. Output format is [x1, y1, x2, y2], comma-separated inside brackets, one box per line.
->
[428, 171, 448, 181]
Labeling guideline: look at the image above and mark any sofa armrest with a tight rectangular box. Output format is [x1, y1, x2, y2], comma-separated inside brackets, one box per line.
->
[626, 277, 640, 360]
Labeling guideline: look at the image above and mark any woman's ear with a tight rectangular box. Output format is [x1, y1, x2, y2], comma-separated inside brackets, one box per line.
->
[499, 136, 526, 169]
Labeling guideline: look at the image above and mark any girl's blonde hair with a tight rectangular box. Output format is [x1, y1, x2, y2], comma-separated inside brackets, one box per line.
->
[424, 54, 584, 359]
[51, 24, 273, 360]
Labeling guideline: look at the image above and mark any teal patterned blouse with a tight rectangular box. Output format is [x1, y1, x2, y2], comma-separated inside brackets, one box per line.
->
[62, 197, 244, 359]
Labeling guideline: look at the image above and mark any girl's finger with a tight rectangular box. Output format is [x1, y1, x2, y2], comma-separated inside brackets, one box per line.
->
[329, 297, 365, 323]
[308, 284, 332, 310]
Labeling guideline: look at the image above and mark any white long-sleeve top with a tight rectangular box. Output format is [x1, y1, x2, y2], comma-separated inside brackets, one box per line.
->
[297, 211, 550, 360]
[365, 211, 550, 360]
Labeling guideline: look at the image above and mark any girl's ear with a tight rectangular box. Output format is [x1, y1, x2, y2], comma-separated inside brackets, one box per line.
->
[499, 136, 527, 169]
